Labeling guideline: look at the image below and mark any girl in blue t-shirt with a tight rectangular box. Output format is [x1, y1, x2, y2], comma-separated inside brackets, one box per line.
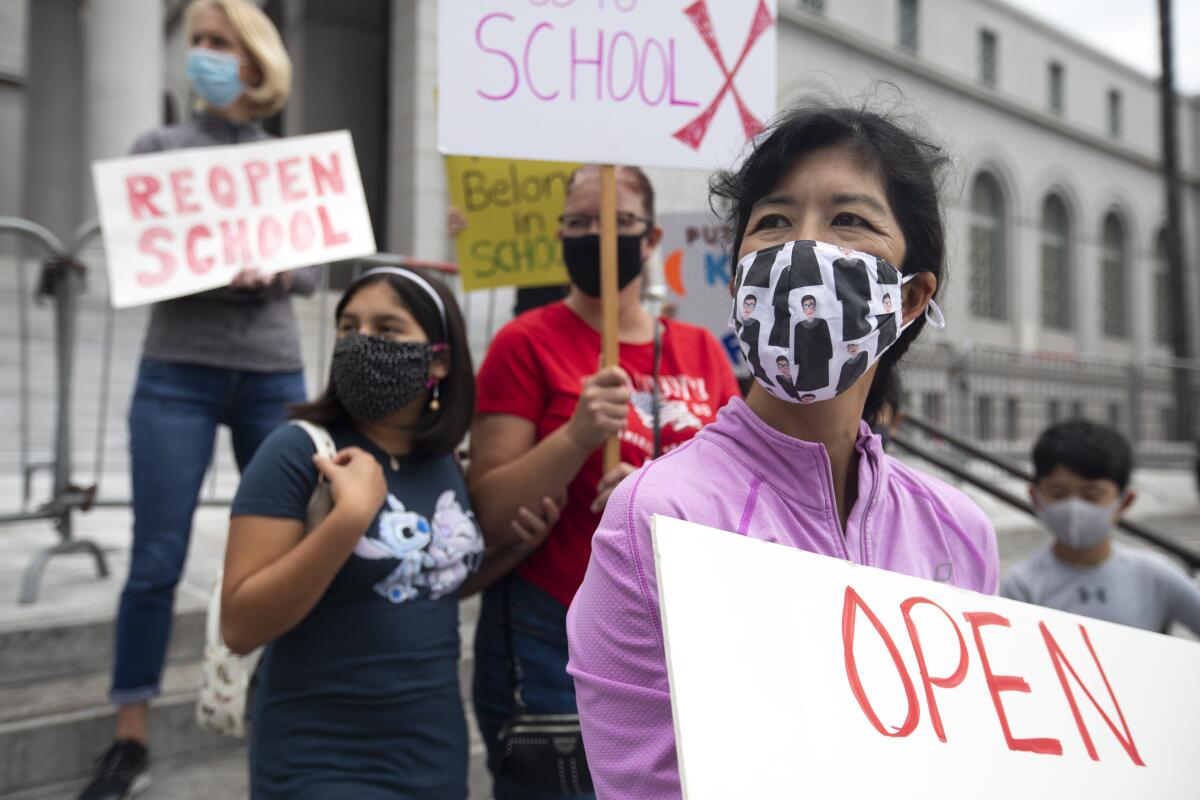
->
[222, 267, 556, 798]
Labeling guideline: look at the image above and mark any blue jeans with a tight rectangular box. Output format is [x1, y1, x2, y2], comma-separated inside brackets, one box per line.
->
[110, 358, 306, 705]
[473, 577, 595, 800]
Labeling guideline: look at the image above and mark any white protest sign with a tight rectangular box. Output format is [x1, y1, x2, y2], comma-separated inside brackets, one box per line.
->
[657, 210, 745, 375]
[652, 516, 1200, 799]
[437, 0, 777, 170]
[92, 130, 375, 308]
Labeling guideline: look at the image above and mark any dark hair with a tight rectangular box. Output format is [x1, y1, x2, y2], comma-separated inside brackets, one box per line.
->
[710, 102, 949, 421]
[567, 164, 656, 221]
[1032, 420, 1133, 492]
[801, 294, 817, 306]
[868, 370, 903, 425]
[290, 269, 475, 457]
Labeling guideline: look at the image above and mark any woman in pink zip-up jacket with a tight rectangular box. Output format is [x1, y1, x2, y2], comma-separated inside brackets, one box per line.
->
[566, 105, 999, 799]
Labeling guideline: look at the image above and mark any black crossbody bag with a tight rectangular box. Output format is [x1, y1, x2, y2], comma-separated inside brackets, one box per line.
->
[495, 322, 665, 794]
[495, 577, 594, 794]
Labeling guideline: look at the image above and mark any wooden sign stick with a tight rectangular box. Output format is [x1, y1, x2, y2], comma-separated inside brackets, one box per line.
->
[600, 164, 621, 473]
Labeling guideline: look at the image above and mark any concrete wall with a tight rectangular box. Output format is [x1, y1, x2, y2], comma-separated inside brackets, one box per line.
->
[807, 0, 1186, 164]
[0, 0, 26, 218]
[388, 0, 448, 263]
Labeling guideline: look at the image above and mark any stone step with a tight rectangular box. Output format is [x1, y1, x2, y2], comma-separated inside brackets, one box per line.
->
[0, 689, 241, 796]
[0, 601, 480, 691]
[1, 748, 248, 800]
[0, 611, 207, 690]
[0, 662, 201, 727]
[0, 608, 487, 798]
[1, 730, 495, 800]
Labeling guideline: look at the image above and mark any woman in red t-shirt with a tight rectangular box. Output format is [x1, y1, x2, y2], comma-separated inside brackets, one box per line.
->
[468, 165, 740, 799]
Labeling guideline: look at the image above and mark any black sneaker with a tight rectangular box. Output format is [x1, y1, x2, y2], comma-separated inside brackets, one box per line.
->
[77, 739, 150, 800]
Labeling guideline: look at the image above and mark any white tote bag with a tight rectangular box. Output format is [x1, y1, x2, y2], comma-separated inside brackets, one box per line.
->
[196, 421, 338, 738]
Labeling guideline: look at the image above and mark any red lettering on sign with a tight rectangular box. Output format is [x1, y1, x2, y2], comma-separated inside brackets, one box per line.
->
[277, 157, 306, 202]
[244, 160, 270, 206]
[209, 166, 237, 208]
[901, 597, 969, 743]
[170, 169, 201, 214]
[127, 175, 165, 220]
[1039, 622, 1145, 766]
[258, 215, 283, 259]
[841, 586, 919, 738]
[289, 210, 315, 252]
[311, 153, 346, 196]
[673, 0, 774, 150]
[136, 227, 174, 285]
[185, 224, 214, 274]
[219, 220, 251, 266]
[964, 612, 1062, 756]
[317, 205, 350, 247]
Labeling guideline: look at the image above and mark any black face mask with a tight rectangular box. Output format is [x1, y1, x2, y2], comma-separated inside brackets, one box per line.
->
[332, 334, 436, 422]
[561, 234, 645, 298]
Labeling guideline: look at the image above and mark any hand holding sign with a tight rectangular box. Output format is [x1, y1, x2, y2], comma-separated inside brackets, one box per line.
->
[439, 0, 776, 470]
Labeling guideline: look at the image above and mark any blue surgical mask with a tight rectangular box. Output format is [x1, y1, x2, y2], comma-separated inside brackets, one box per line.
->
[186, 48, 245, 109]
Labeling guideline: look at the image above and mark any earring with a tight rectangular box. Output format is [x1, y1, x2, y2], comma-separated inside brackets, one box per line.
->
[429, 382, 441, 412]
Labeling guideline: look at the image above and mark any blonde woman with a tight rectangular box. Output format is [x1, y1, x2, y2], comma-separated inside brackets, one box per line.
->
[80, 2, 310, 798]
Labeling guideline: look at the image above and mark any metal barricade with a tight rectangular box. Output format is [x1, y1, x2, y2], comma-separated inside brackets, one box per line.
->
[0, 217, 109, 603]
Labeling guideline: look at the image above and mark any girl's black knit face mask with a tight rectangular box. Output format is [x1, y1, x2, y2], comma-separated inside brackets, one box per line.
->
[331, 334, 444, 422]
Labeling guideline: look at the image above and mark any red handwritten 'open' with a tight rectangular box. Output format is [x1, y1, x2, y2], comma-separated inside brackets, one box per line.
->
[673, 0, 774, 151]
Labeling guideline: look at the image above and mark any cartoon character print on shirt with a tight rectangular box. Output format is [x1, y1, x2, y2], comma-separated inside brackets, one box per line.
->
[630, 391, 703, 435]
[424, 490, 485, 599]
[352, 491, 482, 604]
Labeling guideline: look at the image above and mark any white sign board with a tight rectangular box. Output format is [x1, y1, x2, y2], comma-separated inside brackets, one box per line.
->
[437, 0, 777, 170]
[657, 210, 745, 375]
[93, 130, 375, 308]
[652, 516, 1200, 799]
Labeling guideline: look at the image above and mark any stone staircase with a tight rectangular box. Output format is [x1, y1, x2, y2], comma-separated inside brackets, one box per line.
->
[0, 594, 492, 799]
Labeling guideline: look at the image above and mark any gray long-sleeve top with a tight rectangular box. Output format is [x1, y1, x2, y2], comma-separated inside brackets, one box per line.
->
[130, 112, 320, 373]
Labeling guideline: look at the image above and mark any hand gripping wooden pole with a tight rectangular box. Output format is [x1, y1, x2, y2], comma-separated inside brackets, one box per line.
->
[600, 164, 621, 473]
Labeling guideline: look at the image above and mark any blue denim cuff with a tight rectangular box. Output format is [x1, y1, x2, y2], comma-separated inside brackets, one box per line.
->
[109, 684, 160, 706]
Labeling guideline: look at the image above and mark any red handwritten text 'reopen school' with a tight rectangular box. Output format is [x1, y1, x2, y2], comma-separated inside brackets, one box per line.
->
[123, 151, 351, 286]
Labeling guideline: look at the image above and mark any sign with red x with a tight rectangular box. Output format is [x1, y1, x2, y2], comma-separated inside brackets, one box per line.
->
[437, 0, 777, 171]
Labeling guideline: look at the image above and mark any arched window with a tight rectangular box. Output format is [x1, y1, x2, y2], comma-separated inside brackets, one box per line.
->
[1100, 213, 1129, 338]
[968, 172, 1006, 320]
[1155, 229, 1173, 345]
[1040, 194, 1071, 330]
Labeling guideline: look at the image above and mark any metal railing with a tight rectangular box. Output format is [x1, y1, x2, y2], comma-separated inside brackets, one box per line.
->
[893, 413, 1200, 574]
[0, 217, 109, 603]
[903, 340, 1199, 468]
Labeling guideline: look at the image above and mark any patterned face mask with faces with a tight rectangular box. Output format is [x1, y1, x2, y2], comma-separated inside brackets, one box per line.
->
[731, 239, 944, 404]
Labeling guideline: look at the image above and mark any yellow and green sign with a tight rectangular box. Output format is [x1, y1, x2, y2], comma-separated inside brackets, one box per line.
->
[445, 156, 580, 291]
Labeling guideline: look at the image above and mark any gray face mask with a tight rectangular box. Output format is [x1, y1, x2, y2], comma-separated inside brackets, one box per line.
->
[1036, 497, 1120, 550]
[331, 334, 442, 422]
